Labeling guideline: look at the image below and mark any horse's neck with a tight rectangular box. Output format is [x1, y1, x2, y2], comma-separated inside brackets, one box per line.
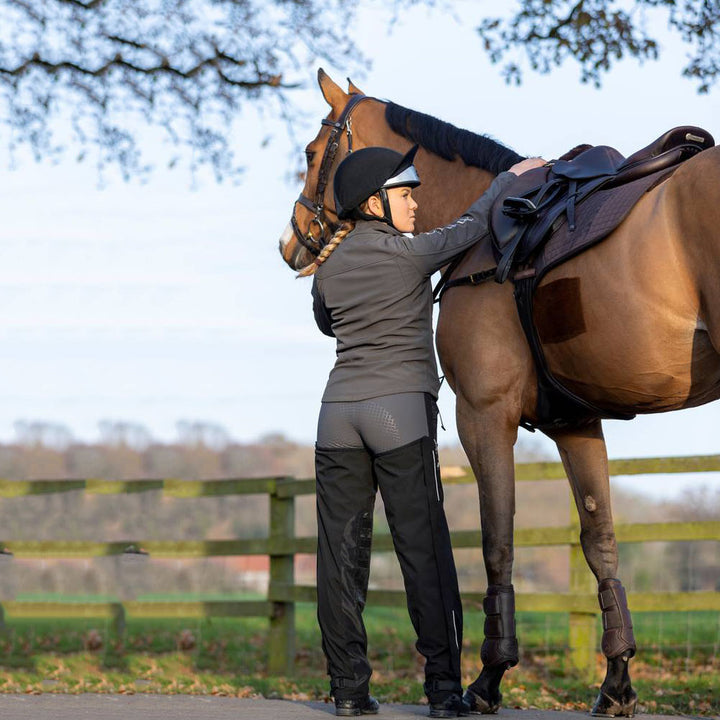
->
[352, 97, 497, 231]
[414, 158, 496, 233]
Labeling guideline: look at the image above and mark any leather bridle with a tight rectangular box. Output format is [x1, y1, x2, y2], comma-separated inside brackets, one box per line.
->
[291, 93, 371, 256]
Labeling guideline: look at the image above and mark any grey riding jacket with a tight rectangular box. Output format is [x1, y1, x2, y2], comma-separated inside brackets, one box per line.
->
[312, 171, 516, 402]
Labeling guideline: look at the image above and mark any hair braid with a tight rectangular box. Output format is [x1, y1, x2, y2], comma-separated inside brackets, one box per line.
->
[296, 220, 356, 277]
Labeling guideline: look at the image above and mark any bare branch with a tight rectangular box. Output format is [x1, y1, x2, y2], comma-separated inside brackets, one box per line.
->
[53, 0, 111, 8]
[0, 53, 296, 89]
[0, 0, 365, 180]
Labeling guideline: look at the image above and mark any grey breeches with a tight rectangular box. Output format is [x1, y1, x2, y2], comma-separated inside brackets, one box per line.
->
[317, 392, 436, 453]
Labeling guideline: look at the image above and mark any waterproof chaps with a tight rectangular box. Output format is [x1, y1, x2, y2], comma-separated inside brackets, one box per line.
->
[315, 447, 377, 701]
[374, 437, 463, 703]
[315, 438, 464, 704]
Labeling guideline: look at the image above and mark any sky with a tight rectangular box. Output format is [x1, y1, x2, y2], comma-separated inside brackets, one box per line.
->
[2, 2, 720, 499]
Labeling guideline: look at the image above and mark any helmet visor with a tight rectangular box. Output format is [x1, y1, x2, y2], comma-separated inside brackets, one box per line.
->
[382, 164, 421, 189]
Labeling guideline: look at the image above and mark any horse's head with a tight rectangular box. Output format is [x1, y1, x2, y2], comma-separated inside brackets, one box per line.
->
[279, 69, 521, 271]
[279, 69, 373, 271]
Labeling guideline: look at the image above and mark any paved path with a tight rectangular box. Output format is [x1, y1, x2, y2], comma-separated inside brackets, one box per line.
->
[0, 695, 707, 720]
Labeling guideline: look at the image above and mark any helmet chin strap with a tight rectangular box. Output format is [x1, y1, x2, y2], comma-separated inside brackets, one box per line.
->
[353, 189, 395, 227]
[378, 188, 394, 227]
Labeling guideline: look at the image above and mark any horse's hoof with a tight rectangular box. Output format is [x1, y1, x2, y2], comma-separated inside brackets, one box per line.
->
[591, 690, 638, 718]
[462, 688, 501, 715]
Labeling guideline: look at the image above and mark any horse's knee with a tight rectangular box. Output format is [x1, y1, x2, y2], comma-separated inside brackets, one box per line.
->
[580, 526, 618, 578]
[580, 525, 616, 553]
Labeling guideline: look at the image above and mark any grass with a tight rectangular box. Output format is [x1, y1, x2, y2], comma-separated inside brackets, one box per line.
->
[0, 605, 718, 715]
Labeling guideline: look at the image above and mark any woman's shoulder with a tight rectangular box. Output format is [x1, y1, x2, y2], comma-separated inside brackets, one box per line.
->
[351, 219, 403, 238]
[317, 224, 411, 279]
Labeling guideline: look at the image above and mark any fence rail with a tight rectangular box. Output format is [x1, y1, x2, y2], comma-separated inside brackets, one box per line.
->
[1, 455, 719, 678]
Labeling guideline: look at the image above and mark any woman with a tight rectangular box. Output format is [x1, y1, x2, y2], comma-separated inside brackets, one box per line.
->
[299, 145, 544, 717]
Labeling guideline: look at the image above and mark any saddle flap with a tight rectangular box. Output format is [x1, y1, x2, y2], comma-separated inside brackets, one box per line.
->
[490, 165, 550, 258]
[551, 145, 625, 180]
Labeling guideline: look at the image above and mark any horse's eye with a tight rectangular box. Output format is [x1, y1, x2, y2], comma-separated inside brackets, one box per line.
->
[305, 150, 315, 164]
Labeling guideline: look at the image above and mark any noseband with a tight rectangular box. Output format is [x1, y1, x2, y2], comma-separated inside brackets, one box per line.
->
[292, 93, 370, 256]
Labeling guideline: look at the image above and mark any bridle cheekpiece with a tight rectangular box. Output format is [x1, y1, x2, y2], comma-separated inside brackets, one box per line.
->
[291, 93, 370, 256]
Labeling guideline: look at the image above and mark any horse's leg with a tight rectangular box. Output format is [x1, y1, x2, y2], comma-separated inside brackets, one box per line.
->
[436, 253, 536, 714]
[456, 395, 520, 714]
[544, 420, 637, 717]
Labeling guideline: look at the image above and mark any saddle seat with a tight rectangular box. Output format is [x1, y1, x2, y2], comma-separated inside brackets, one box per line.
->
[491, 125, 714, 283]
[553, 126, 712, 181]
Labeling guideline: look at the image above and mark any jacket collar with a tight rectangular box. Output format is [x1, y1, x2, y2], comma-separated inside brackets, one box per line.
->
[354, 219, 404, 237]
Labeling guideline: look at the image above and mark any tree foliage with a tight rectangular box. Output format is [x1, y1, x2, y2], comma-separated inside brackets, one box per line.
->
[1, 1, 717, 180]
[0, 0, 368, 179]
[479, 0, 720, 92]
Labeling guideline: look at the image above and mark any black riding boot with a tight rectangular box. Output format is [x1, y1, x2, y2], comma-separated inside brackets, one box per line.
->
[315, 447, 377, 703]
[373, 437, 464, 710]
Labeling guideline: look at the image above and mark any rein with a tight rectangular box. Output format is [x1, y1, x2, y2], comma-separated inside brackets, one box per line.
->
[291, 93, 371, 256]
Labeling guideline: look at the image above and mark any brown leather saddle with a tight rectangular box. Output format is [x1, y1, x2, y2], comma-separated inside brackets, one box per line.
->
[491, 126, 714, 283]
[440, 126, 715, 431]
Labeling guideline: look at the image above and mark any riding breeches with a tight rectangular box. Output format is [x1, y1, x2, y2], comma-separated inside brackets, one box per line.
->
[314, 393, 464, 703]
[316, 392, 432, 453]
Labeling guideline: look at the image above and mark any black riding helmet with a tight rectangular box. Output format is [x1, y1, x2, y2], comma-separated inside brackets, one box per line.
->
[334, 145, 421, 226]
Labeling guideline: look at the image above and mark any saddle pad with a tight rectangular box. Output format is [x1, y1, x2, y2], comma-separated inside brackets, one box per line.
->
[533, 165, 676, 277]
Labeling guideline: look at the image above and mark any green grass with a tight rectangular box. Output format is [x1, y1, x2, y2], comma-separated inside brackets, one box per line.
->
[0, 605, 718, 714]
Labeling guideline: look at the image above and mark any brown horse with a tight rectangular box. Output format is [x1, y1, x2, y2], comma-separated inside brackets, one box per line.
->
[278, 69, 720, 714]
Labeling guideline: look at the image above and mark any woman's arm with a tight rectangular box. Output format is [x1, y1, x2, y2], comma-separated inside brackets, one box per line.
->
[312, 277, 335, 337]
[403, 158, 546, 275]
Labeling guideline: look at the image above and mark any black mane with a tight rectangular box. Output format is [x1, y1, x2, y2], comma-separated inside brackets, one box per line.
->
[385, 101, 523, 174]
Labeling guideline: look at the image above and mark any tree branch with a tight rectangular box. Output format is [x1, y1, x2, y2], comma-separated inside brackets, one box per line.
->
[0, 53, 297, 89]
[477, 0, 717, 91]
[53, 0, 111, 8]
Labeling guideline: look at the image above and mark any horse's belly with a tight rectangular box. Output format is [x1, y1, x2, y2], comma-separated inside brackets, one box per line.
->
[533, 191, 718, 412]
[547, 347, 696, 413]
[548, 326, 720, 412]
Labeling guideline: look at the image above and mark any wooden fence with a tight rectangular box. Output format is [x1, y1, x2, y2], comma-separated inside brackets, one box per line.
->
[1, 455, 719, 679]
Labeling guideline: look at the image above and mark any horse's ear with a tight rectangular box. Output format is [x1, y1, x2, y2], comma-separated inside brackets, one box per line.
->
[347, 77, 364, 95]
[318, 67, 348, 111]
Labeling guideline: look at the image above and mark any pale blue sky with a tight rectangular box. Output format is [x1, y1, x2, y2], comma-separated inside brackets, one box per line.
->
[2, 2, 719, 498]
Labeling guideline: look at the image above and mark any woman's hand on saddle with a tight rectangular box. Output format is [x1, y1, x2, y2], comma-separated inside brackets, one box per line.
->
[508, 157, 547, 175]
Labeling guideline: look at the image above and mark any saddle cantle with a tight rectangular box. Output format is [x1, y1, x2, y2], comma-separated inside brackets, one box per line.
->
[488, 125, 715, 430]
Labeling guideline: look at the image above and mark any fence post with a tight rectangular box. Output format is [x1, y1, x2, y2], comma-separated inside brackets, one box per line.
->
[268, 478, 296, 675]
[568, 495, 597, 680]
